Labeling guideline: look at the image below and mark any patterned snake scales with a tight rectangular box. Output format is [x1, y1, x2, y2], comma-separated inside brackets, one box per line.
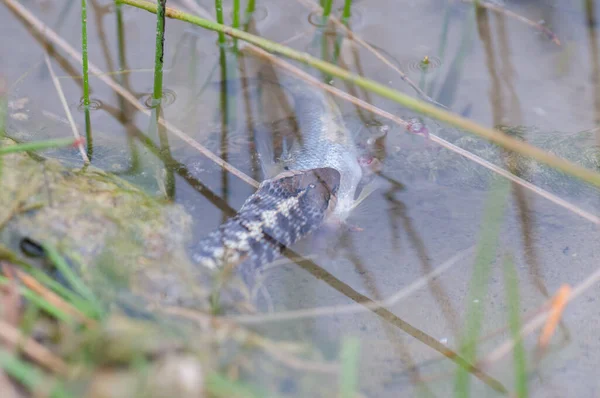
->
[191, 74, 379, 281]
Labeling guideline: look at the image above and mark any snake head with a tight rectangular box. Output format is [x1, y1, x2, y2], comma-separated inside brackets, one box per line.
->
[299, 167, 341, 215]
[265, 167, 341, 220]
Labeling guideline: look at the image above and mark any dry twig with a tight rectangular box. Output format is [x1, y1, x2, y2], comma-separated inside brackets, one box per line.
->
[538, 284, 571, 349]
[44, 54, 89, 163]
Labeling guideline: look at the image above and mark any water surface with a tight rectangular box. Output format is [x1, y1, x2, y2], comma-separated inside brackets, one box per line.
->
[2, 0, 600, 396]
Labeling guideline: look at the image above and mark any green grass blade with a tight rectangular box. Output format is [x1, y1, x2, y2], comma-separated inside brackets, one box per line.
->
[152, 0, 167, 104]
[233, 0, 240, 28]
[42, 244, 102, 316]
[0, 277, 72, 323]
[454, 178, 510, 397]
[25, 267, 99, 318]
[0, 77, 6, 177]
[80, 0, 93, 161]
[214, 0, 226, 44]
[206, 372, 268, 398]
[114, 0, 142, 174]
[232, 0, 240, 47]
[243, 0, 256, 31]
[322, 0, 333, 18]
[19, 287, 72, 323]
[333, 0, 353, 62]
[342, 0, 352, 23]
[0, 77, 5, 132]
[157, 111, 176, 199]
[151, 0, 176, 198]
[503, 254, 529, 398]
[0, 349, 72, 398]
[245, 0, 255, 14]
[0, 137, 77, 155]
[339, 336, 360, 398]
[0, 247, 80, 321]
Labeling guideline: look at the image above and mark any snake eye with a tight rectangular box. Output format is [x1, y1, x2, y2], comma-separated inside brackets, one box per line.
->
[308, 183, 316, 189]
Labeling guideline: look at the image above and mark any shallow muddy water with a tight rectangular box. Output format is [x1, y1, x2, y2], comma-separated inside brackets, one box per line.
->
[3, 0, 600, 396]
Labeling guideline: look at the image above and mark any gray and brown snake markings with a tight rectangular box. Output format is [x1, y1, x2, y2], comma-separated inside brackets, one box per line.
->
[192, 168, 340, 276]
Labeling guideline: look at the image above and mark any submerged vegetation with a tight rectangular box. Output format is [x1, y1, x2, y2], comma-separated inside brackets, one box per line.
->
[0, 0, 599, 397]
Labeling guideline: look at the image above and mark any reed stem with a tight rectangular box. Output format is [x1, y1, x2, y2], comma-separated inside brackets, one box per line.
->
[503, 255, 529, 398]
[322, 0, 333, 18]
[214, 0, 226, 44]
[118, 0, 600, 190]
[152, 0, 167, 103]
[232, 0, 240, 28]
[454, 179, 509, 396]
[341, 0, 352, 23]
[80, 0, 93, 160]
[243, 0, 255, 30]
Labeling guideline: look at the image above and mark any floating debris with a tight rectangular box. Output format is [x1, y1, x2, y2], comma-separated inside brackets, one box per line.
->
[406, 55, 442, 73]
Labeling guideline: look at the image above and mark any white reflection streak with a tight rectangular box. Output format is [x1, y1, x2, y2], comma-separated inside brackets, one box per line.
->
[229, 246, 476, 324]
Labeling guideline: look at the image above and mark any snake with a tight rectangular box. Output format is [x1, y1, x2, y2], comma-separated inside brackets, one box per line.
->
[191, 73, 382, 281]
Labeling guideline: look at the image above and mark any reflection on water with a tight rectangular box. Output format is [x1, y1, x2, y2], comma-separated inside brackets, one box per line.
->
[405, 55, 443, 74]
[139, 88, 178, 108]
[77, 96, 104, 111]
[3, 0, 600, 396]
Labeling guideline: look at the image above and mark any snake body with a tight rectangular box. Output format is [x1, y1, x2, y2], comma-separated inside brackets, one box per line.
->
[192, 74, 364, 277]
[192, 168, 340, 277]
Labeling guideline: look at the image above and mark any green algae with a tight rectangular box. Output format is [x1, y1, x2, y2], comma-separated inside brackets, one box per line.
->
[0, 138, 212, 310]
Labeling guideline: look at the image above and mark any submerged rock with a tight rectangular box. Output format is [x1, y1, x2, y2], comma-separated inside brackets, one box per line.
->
[384, 122, 600, 198]
[0, 138, 213, 310]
